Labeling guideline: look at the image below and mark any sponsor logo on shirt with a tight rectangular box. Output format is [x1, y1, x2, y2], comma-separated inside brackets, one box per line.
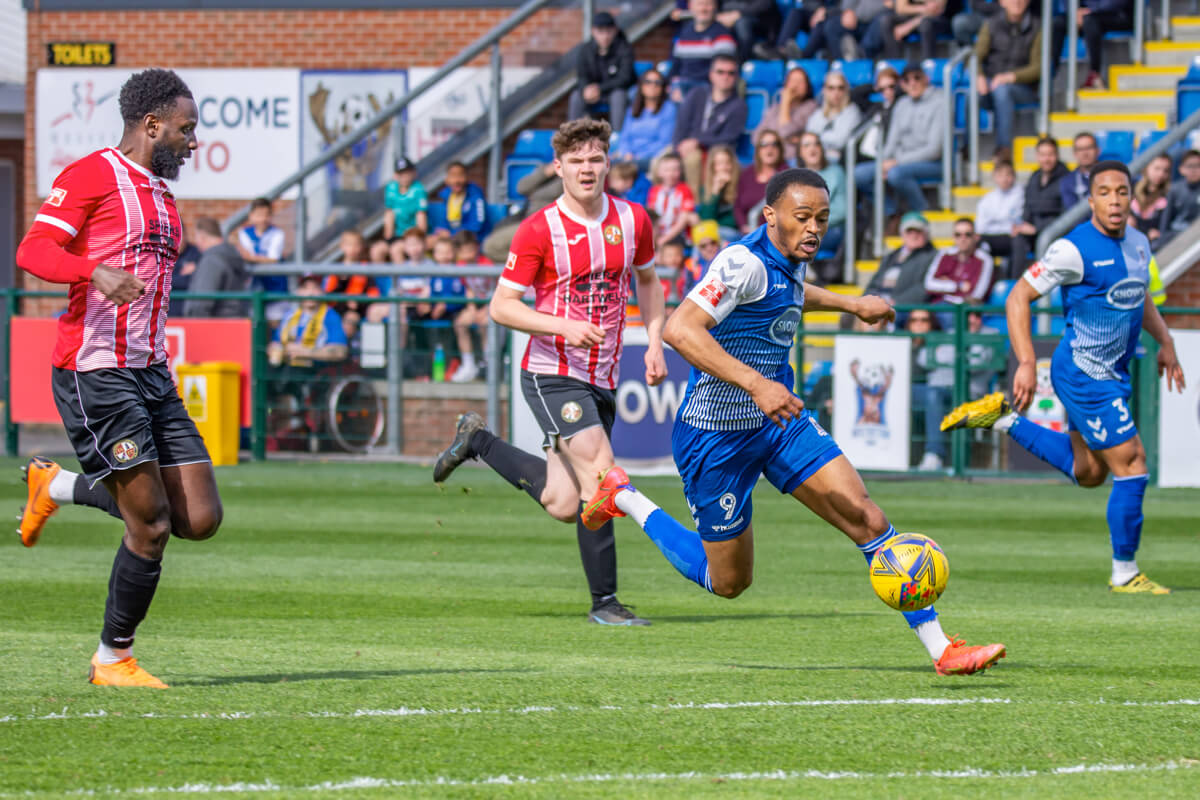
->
[1105, 276, 1145, 310]
[698, 279, 725, 307]
[1028, 261, 1045, 279]
[47, 187, 67, 207]
[769, 307, 803, 345]
[505, 252, 517, 271]
[603, 224, 623, 246]
[568, 233, 586, 246]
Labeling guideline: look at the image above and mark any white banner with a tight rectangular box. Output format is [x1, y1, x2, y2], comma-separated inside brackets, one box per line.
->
[833, 335, 912, 471]
[1157, 329, 1200, 487]
[406, 66, 541, 162]
[36, 68, 300, 199]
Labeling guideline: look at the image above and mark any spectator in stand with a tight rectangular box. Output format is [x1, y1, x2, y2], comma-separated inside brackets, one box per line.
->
[658, 239, 689, 304]
[952, 0, 1004, 45]
[924, 217, 995, 329]
[697, 143, 740, 240]
[1011, 136, 1069, 274]
[183, 217, 249, 318]
[268, 275, 349, 369]
[858, 63, 944, 214]
[169, 233, 200, 318]
[965, 309, 1002, 397]
[237, 196, 289, 322]
[805, 70, 863, 164]
[716, 0, 781, 63]
[647, 152, 699, 247]
[1132, 153, 1172, 243]
[568, 12, 637, 131]
[613, 69, 677, 170]
[1061, 132, 1098, 209]
[754, 67, 818, 162]
[848, 66, 901, 174]
[666, 0, 737, 102]
[607, 160, 652, 206]
[450, 230, 492, 383]
[673, 54, 748, 193]
[907, 308, 954, 471]
[688, 219, 723, 284]
[1156, 149, 1200, 251]
[974, 0, 1041, 159]
[367, 238, 392, 296]
[864, 211, 938, 306]
[382, 156, 428, 241]
[875, 0, 960, 61]
[424, 236, 475, 379]
[736, 129, 786, 233]
[974, 160, 1025, 272]
[781, 0, 891, 60]
[437, 161, 491, 240]
[324, 229, 381, 340]
[1079, 0, 1134, 89]
[797, 131, 847, 260]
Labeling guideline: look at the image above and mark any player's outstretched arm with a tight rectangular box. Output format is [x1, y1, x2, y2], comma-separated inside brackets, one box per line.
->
[665, 299, 803, 428]
[803, 283, 895, 324]
[488, 284, 604, 347]
[1005, 278, 1041, 412]
[1141, 294, 1185, 393]
[634, 265, 668, 386]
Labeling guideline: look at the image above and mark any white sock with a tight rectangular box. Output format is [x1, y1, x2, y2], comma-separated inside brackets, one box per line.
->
[95, 642, 132, 665]
[48, 468, 78, 504]
[1112, 558, 1139, 586]
[614, 488, 659, 527]
[914, 619, 953, 661]
[461, 352, 476, 370]
[994, 412, 1018, 433]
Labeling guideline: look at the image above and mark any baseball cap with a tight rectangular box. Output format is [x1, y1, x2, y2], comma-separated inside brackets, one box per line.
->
[899, 212, 930, 233]
[691, 220, 720, 244]
[393, 156, 415, 173]
[901, 62, 926, 80]
[592, 11, 616, 28]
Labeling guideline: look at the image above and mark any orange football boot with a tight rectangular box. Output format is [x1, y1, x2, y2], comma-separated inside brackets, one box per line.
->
[18, 457, 62, 548]
[88, 655, 168, 689]
[934, 638, 1007, 676]
[580, 466, 632, 530]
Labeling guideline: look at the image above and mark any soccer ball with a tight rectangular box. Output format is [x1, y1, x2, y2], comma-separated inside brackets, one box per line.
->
[868, 533, 949, 611]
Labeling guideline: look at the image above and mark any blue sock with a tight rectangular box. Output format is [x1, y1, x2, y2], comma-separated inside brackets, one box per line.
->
[1008, 416, 1076, 482]
[643, 509, 714, 593]
[858, 525, 938, 629]
[1107, 474, 1148, 561]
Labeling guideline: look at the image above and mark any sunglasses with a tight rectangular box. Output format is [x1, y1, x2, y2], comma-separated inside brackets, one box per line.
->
[954, 231, 975, 238]
[759, 140, 782, 148]
[823, 84, 847, 91]
[642, 77, 663, 85]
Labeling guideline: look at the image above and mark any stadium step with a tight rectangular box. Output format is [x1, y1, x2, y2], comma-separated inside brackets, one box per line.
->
[1109, 64, 1186, 91]
[886, 236, 953, 251]
[1076, 89, 1175, 116]
[952, 185, 987, 214]
[1144, 41, 1200, 66]
[1048, 112, 1166, 139]
[1170, 16, 1200, 41]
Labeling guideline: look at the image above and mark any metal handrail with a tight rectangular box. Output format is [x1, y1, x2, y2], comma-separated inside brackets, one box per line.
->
[1161, 0, 1172, 39]
[1134, 0, 1146, 63]
[1035, 106, 1200, 258]
[220, 0, 559, 236]
[1039, 0, 1052, 134]
[1067, 0, 1079, 112]
[942, 47, 974, 211]
[842, 113, 882, 282]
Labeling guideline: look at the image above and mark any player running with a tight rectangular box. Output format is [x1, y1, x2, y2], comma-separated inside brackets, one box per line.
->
[580, 168, 1005, 674]
[431, 118, 667, 626]
[16, 69, 223, 687]
[941, 160, 1185, 594]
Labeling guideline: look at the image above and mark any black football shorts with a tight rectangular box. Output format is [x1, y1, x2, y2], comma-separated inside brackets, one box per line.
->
[520, 370, 616, 451]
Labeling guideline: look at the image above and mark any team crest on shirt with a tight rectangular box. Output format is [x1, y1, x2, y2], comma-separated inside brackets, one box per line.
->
[561, 401, 583, 424]
[112, 439, 139, 463]
[47, 187, 67, 207]
[603, 224, 623, 246]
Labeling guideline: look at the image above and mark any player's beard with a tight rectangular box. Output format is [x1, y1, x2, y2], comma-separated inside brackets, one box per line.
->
[150, 141, 186, 181]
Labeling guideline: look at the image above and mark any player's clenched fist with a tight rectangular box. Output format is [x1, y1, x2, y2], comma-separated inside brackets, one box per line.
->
[750, 376, 804, 428]
[560, 318, 605, 347]
[854, 294, 895, 325]
[91, 265, 146, 305]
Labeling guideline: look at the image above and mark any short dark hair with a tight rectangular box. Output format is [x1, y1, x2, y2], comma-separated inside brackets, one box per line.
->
[1036, 136, 1058, 150]
[1181, 149, 1200, 164]
[552, 117, 612, 158]
[660, 239, 685, 252]
[1074, 132, 1097, 148]
[955, 216, 975, 229]
[993, 160, 1015, 173]
[451, 229, 478, 247]
[609, 160, 640, 180]
[711, 53, 739, 70]
[193, 217, 221, 238]
[446, 161, 467, 172]
[250, 197, 272, 212]
[765, 168, 829, 207]
[118, 69, 192, 129]
[1090, 159, 1132, 188]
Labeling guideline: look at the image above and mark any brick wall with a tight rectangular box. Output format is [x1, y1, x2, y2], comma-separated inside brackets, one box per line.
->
[1164, 262, 1200, 329]
[398, 387, 509, 457]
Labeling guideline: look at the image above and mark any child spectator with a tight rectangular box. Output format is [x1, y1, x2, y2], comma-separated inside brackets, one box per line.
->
[1132, 154, 1172, 243]
[425, 236, 474, 380]
[647, 152, 698, 248]
[974, 160, 1025, 269]
[382, 156, 428, 240]
[687, 220, 723, 292]
[697, 144, 740, 240]
[324, 229, 380, 340]
[607, 160, 651, 206]
[237, 196, 289, 322]
[437, 161, 491, 239]
[451, 230, 492, 382]
[658, 239, 689, 304]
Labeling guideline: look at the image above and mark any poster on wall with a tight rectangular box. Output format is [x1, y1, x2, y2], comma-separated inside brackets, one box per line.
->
[1158, 329, 1200, 487]
[832, 335, 912, 471]
[299, 70, 408, 243]
[406, 66, 541, 161]
[36, 68, 300, 199]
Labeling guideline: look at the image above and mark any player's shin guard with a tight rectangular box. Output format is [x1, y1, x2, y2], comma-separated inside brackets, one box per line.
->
[100, 542, 162, 650]
[1107, 474, 1148, 561]
[73, 474, 123, 521]
[577, 510, 618, 606]
[615, 491, 714, 593]
[1007, 417, 1077, 482]
[468, 429, 547, 504]
[858, 526, 939, 630]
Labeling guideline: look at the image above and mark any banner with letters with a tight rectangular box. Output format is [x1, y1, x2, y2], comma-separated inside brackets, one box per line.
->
[36, 68, 300, 199]
[405, 66, 541, 162]
[510, 328, 691, 474]
[1157, 329, 1200, 487]
[832, 335, 912, 471]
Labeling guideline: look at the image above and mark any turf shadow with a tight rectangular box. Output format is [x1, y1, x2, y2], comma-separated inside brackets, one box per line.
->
[172, 667, 532, 687]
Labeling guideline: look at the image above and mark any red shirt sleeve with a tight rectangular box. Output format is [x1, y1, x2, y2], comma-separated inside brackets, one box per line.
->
[499, 215, 546, 291]
[16, 158, 105, 284]
[632, 204, 656, 270]
[678, 184, 696, 213]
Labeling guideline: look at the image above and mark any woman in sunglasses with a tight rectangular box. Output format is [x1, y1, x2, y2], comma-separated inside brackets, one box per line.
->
[612, 69, 677, 171]
[754, 67, 817, 163]
[804, 72, 863, 163]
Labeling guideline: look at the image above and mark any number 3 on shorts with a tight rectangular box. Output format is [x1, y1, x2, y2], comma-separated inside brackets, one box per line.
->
[1111, 398, 1129, 423]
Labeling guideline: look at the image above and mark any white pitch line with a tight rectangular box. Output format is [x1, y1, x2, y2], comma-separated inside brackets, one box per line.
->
[1, 761, 1195, 797]
[2, 696, 1197, 726]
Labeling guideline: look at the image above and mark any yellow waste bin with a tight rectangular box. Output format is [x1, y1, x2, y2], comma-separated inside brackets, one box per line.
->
[175, 361, 241, 466]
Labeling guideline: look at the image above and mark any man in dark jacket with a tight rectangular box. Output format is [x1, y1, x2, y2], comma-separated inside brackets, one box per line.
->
[974, 0, 1041, 157]
[568, 12, 637, 131]
[864, 212, 937, 307]
[1061, 132, 1098, 210]
[1009, 136, 1069, 275]
[1155, 149, 1200, 251]
[673, 54, 748, 193]
[184, 217, 250, 318]
[715, 0, 781, 62]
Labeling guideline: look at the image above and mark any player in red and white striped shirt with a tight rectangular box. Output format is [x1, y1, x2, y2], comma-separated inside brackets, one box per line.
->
[433, 118, 668, 625]
[15, 69, 223, 688]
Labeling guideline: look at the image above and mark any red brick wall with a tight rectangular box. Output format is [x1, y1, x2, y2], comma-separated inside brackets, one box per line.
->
[1164, 262, 1200, 329]
[400, 393, 509, 457]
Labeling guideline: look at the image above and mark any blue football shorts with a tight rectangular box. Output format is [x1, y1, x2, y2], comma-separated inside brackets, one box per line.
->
[671, 409, 843, 542]
[1050, 348, 1138, 450]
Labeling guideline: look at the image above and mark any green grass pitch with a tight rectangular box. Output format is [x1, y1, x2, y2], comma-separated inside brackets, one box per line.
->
[1, 458, 1198, 798]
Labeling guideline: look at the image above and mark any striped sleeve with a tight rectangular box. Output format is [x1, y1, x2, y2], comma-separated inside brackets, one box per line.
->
[17, 158, 104, 283]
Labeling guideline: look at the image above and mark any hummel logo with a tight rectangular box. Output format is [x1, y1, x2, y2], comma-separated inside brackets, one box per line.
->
[1087, 417, 1108, 442]
[772, 283, 788, 290]
[1086, 417, 1103, 430]
[568, 233, 586, 246]
[1092, 259, 1115, 267]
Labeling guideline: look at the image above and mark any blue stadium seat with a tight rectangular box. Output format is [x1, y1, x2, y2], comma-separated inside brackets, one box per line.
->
[803, 360, 832, 396]
[512, 129, 555, 161]
[745, 88, 769, 129]
[1178, 57, 1200, 125]
[736, 132, 755, 164]
[486, 203, 512, 228]
[878, 59, 906, 79]
[427, 201, 448, 232]
[786, 59, 828, 93]
[1136, 129, 1167, 157]
[743, 59, 784, 91]
[1095, 130, 1134, 163]
[656, 59, 672, 76]
[983, 279, 1014, 333]
[634, 60, 654, 79]
[922, 58, 949, 87]
[832, 59, 873, 88]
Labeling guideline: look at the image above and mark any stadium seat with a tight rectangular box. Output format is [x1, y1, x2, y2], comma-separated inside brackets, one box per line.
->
[736, 132, 755, 164]
[745, 89, 769, 129]
[634, 60, 654, 79]
[427, 201, 448, 232]
[878, 59, 905, 78]
[832, 59, 873, 88]
[511, 129, 555, 161]
[743, 59, 784, 91]
[1178, 57, 1200, 125]
[922, 58, 949, 87]
[983, 279, 1014, 333]
[1136, 129, 1167, 157]
[786, 59, 827, 93]
[1095, 130, 1134, 164]
[486, 203, 512, 228]
[503, 162, 539, 204]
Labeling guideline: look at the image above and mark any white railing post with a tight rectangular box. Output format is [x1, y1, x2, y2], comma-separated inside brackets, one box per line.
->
[1067, 0, 1079, 111]
[1039, 0, 1052, 135]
